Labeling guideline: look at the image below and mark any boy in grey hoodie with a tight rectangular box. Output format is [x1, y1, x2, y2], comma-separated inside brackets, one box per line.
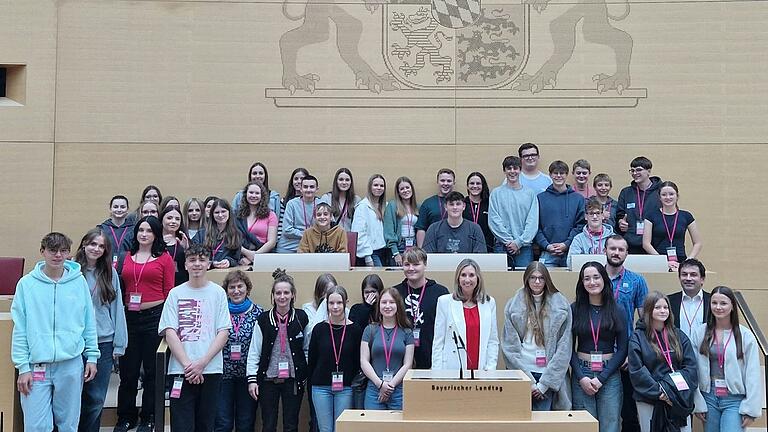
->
[567, 197, 615, 268]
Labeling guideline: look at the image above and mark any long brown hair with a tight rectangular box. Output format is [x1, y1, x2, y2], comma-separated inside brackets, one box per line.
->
[367, 174, 387, 221]
[205, 199, 242, 250]
[394, 176, 419, 218]
[522, 262, 559, 346]
[74, 228, 116, 305]
[699, 286, 744, 359]
[330, 168, 356, 221]
[313, 273, 338, 308]
[376, 287, 412, 329]
[642, 291, 683, 363]
[237, 181, 270, 220]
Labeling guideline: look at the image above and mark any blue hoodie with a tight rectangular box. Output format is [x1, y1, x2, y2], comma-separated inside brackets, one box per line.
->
[11, 260, 100, 374]
[534, 185, 586, 249]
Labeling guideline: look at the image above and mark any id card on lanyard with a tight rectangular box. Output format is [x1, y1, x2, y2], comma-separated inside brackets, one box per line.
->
[230, 314, 245, 361]
[380, 325, 398, 381]
[662, 211, 680, 262]
[654, 328, 689, 391]
[408, 283, 426, 346]
[129, 256, 148, 311]
[329, 322, 347, 391]
[634, 186, 648, 235]
[589, 315, 603, 372]
[713, 330, 733, 396]
[277, 312, 291, 378]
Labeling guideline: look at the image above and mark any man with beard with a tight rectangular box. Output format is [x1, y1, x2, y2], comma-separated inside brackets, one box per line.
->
[604, 234, 648, 432]
[415, 169, 456, 248]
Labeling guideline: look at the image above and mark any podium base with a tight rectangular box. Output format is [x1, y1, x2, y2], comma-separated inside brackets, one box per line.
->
[337, 410, 598, 432]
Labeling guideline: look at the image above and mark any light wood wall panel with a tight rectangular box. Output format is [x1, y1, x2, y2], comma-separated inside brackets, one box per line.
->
[0, 143, 54, 272]
[0, 0, 57, 142]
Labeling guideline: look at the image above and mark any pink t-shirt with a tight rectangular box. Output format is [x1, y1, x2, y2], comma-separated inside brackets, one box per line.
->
[246, 211, 278, 243]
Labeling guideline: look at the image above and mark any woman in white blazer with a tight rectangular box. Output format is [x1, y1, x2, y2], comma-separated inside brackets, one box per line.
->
[431, 259, 499, 371]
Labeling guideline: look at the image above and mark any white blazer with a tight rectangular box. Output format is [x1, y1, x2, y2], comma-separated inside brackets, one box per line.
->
[351, 197, 386, 258]
[431, 293, 499, 371]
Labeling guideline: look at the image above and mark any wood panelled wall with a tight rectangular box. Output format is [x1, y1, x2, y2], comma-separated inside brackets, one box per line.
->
[1, 0, 767, 290]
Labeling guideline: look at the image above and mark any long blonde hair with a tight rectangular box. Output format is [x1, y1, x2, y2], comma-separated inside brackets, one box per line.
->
[522, 262, 559, 346]
[452, 259, 488, 304]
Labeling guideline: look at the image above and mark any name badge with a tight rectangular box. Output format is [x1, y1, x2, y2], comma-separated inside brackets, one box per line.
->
[714, 378, 728, 396]
[535, 349, 547, 367]
[413, 328, 421, 347]
[626, 203, 636, 209]
[128, 293, 142, 311]
[33, 364, 46, 382]
[590, 351, 603, 372]
[170, 376, 184, 399]
[382, 369, 394, 382]
[331, 371, 344, 392]
[670, 372, 689, 391]
[230, 344, 242, 361]
[635, 221, 645, 235]
[112, 255, 119, 267]
[278, 361, 290, 378]
[666, 247, 677, 262]
[405, 237, 415, 247]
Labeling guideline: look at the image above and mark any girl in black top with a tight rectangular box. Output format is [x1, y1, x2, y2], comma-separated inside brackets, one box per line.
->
[463, 172, 494, 253]
[571, 261, 628, 432]
[246, 269, 310, 432]
[308, 286, 363, 432]
[628, 291, 697, 432]
[160, 206, 189, 285]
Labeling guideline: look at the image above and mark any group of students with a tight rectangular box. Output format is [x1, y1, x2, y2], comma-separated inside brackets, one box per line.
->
[97, 143, 702, 272]
[11, 225, 762, 432]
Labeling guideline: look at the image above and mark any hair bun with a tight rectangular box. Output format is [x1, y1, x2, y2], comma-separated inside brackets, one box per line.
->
[272, 268, 287, 280]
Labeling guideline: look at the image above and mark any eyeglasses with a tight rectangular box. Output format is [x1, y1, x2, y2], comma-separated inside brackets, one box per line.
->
[628, 167, 646, 174]
[46, 248, 70, 256]
[521, 154, 539, 159]
[587, 211, 603, 216]
[529, 276, 545, 282]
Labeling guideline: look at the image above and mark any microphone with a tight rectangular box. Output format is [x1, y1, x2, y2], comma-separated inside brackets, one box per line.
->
[454, 333, 475, 379]
[452, 330, 464, 380]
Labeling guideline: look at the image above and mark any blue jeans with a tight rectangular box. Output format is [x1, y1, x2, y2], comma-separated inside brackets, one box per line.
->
[530, 372, 553, 411]
[79, 342, 114, 432]
[363, 382, 403, 410]
[312, 385, 353, 432]
[539, 252, 567, 268]
[494, 240, 533, 269]
[571, 363, 622, 432]
[215, 377, 257, 432]
[702, 388, 746, 432]
[20, 356, 84, 432]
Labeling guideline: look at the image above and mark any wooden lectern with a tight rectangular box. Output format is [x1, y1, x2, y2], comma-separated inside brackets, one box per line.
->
[337, 369, 598, 432]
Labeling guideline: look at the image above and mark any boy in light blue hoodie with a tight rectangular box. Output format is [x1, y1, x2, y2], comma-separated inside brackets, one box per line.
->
[11, 232, 99, 432]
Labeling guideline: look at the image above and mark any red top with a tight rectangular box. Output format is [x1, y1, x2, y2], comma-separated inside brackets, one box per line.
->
[463, 305, 480, 370]
[120, 253, 175, 303]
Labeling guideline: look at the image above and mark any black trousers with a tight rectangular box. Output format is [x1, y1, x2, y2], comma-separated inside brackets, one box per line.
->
[260, 378, 304, 432]
[117, 305, 163, 422]
[169, 374, 223, 432]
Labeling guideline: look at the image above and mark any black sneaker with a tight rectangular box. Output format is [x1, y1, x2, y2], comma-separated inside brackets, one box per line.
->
[137, 416, 155, 432]
[113, 419, 136, 432]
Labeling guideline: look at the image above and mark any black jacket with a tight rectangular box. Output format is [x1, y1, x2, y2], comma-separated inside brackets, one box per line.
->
[667, 290, 710, 330]
[616, 176, 662, 251]
[393, 278, 449, 369]
[651, 374, 696, 432]
[248, 308, 309, 390]
[628, 320, 698, 405]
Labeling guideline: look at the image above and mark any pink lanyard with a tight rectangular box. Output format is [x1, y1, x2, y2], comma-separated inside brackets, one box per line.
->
[589, 315, 602, 351]
[713, 330, 733, 370]
[653, 328, 675, 372]
[661, 211, 680, 248]
[131, 255, 149, 293]
[339, 200, 348, 222]
[303, 201, 316, 229]
[109, 226, 128, 251]
[589, 226, 604, 254]
[380, 325, 399, 371]
[407, 283, 427, 318]
[276, 312, 289, 354]
[681, 297, 703, 329]
[404, 213, 414, 236]
[469, 201, 481, 224]
[212, 239, 225, 259]
[231, 314, 245, 338]
[635, 187, 648, 218]
[328, 322, 347, 372]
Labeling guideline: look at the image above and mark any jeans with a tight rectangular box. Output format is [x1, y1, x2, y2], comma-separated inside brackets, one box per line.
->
[260, 379, 303, 432]
[169, 374, 222, 432]
[312, 385, 353, 432]
[215, 377, 257, 432]
[363, 382, 403, 410]
[352, 381, 366, 409]
[571, 363, 622, 432]
[702, 388, 746, 432]
[355, 248, 389, 267]
[620, 368, 640, 432]
[20, 356, 84, 432]
[79, 342, 115, 432]
[117, 305, 163, 423]
[494, 240, 533, 269]
[539, 252, 567, 268]
[531, 372, 553, 411]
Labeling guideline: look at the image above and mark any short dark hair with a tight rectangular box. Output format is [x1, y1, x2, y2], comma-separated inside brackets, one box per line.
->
[110, 195, 129, 207]
[548, 160, 569, 174]
[630, 156, 653, 170]
[444, 191, 465, 203]
[517, 142, 539, 158]
[679, 258, 706, 278]
[301, 175, 318, 186]
[437, 168, 455, 179]
[502, 155, 521, 169]
[585, 197, 603, 213]
[185, 243, 211, 260]
[604, 234, 628, 248]
[41, 232, 72, 252]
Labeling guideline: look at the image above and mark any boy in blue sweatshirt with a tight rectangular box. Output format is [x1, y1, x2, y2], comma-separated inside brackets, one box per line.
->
[535, 160, 586, 267]
[11, 232, 99, 432]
